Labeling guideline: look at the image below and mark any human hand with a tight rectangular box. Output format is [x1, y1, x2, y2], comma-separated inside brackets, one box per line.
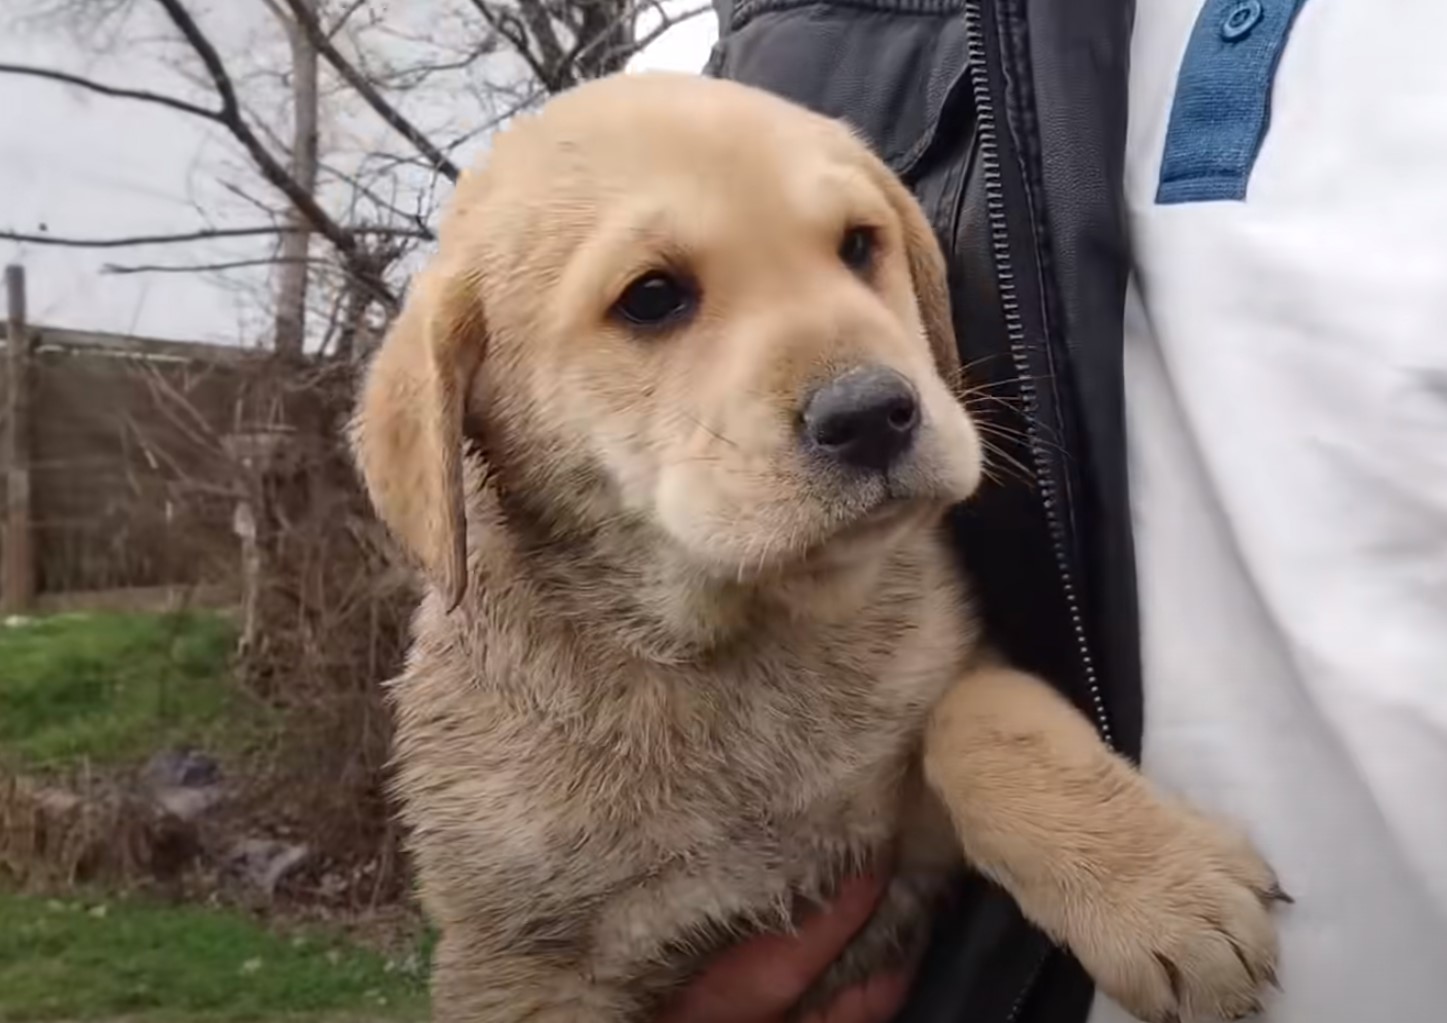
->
[656, 874, 914, 1023]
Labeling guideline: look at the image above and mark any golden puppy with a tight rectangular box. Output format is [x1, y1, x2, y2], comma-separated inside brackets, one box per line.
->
[351, 71, 1285, 1023]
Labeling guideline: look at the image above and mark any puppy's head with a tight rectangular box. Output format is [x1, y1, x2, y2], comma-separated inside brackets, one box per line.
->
[353, 72, 982, 607]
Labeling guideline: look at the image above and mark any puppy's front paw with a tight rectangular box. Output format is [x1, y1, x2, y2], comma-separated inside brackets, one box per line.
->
[1063, 807, 1289, 1023]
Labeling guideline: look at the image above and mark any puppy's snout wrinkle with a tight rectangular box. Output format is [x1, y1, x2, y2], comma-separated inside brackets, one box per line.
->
[802, 365, 920, 472]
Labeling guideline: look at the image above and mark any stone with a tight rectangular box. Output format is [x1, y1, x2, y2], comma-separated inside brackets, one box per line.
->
[142, 748, 222, 790]
[227, 837, 310, 896]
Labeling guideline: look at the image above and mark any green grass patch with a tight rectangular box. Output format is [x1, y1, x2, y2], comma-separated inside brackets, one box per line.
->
[0, 890, 428, 1022]
[0, 612, 252, 770]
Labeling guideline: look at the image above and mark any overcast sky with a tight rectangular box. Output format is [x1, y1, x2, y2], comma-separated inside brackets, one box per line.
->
[0, 5, 718, 346]
[630, 8, 719, 74]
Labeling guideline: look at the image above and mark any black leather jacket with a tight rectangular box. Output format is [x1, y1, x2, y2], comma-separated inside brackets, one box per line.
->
[707, 2, 1141, 1021]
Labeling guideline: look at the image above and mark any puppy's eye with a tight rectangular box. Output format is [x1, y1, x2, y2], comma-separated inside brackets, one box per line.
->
[613, 271, 695, 329]
[839, 226, 876, 273]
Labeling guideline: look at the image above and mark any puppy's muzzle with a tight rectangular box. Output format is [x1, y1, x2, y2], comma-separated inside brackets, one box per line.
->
[802, 365, 920, 473]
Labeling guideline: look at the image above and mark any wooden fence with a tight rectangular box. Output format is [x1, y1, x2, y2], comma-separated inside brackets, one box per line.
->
[1, 265, 263, 612]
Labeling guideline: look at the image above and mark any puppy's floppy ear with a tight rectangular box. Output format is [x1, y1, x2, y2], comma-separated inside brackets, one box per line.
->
[872, 162, 962, 386]
[350, 259, 485, 610]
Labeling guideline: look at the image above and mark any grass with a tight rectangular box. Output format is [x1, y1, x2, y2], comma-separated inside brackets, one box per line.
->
[0, 611, 250, 770]
[0, 611, 431, 1020]
[0, 890, 428, 1022]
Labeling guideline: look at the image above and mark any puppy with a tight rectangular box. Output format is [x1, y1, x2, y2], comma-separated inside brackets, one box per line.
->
[351, 71, 1285, 1023]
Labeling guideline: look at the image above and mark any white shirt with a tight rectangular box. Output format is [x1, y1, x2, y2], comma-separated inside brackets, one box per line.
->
[1092, 1, 1447, 1020]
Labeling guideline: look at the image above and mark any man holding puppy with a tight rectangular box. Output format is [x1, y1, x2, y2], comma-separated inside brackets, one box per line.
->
[683, 0, 1447, 1021]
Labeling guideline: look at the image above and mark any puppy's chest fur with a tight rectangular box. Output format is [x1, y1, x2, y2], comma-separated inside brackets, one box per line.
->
[391, 526, 975, 998]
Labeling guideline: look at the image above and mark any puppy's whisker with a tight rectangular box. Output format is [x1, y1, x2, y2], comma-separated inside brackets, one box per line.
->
[957, 374, 1060, 403]
[974, 420, 1072, 464]
[959, 352, 1012, 376]
[678, 411, 742, 450]
[964, 404, 1029, 430]
[963, 384, 1028, 405]
[946, 358, 1036, 393]
[962, 370, 1056, 389]
[961, 390, 1029, 415]
[962, 386, 1073, 464]
[971, 420, 1036, 446]
[978, 439, 1037, 488]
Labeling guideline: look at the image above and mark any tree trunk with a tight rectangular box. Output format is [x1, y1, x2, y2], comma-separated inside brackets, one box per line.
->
[272, 0, 320, 357]
[4, 264, 34, 613]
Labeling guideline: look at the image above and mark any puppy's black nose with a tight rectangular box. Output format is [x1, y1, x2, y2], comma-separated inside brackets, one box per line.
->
[802, 365, 920, 471]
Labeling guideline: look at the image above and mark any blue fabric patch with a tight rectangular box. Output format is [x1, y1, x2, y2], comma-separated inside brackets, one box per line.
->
[1156, 0, 1311, 204]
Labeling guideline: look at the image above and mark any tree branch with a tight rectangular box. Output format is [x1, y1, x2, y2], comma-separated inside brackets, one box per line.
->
[565, 0, 710, 81]
[508, 0, 567, 86]
[149, 0, 240, 114]
[279, 0, 460, 182]
[466, 0, 557, 92]
[0, 61, 220, 120]
[326, 0, 371, 39]
[364, 37, 497, 92]
[102, 256, 327, 275]
[628, 2, 711, 55]
[147, 0, 396, 309]
[1, 225, 428, 249]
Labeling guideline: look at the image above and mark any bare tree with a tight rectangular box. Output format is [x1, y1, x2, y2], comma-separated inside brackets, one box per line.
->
[468, 0, 701, 91]
[264, 0, 321, 356]
[0, 0, 709, 905]
[2, 0, 711, 352]
[279, 0, 463, 183]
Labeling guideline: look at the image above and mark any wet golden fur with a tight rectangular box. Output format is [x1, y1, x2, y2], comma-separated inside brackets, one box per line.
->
[351, 72, 1286, 1023]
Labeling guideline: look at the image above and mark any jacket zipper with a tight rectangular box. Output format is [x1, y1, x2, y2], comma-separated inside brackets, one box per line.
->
[959, 2, 1110, 1015]
[960, 0, 1113, 752]
[1001, 953, 1049, 1023]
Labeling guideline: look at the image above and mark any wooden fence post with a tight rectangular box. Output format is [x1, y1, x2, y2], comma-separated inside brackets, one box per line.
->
[4, 264, 35, 613]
